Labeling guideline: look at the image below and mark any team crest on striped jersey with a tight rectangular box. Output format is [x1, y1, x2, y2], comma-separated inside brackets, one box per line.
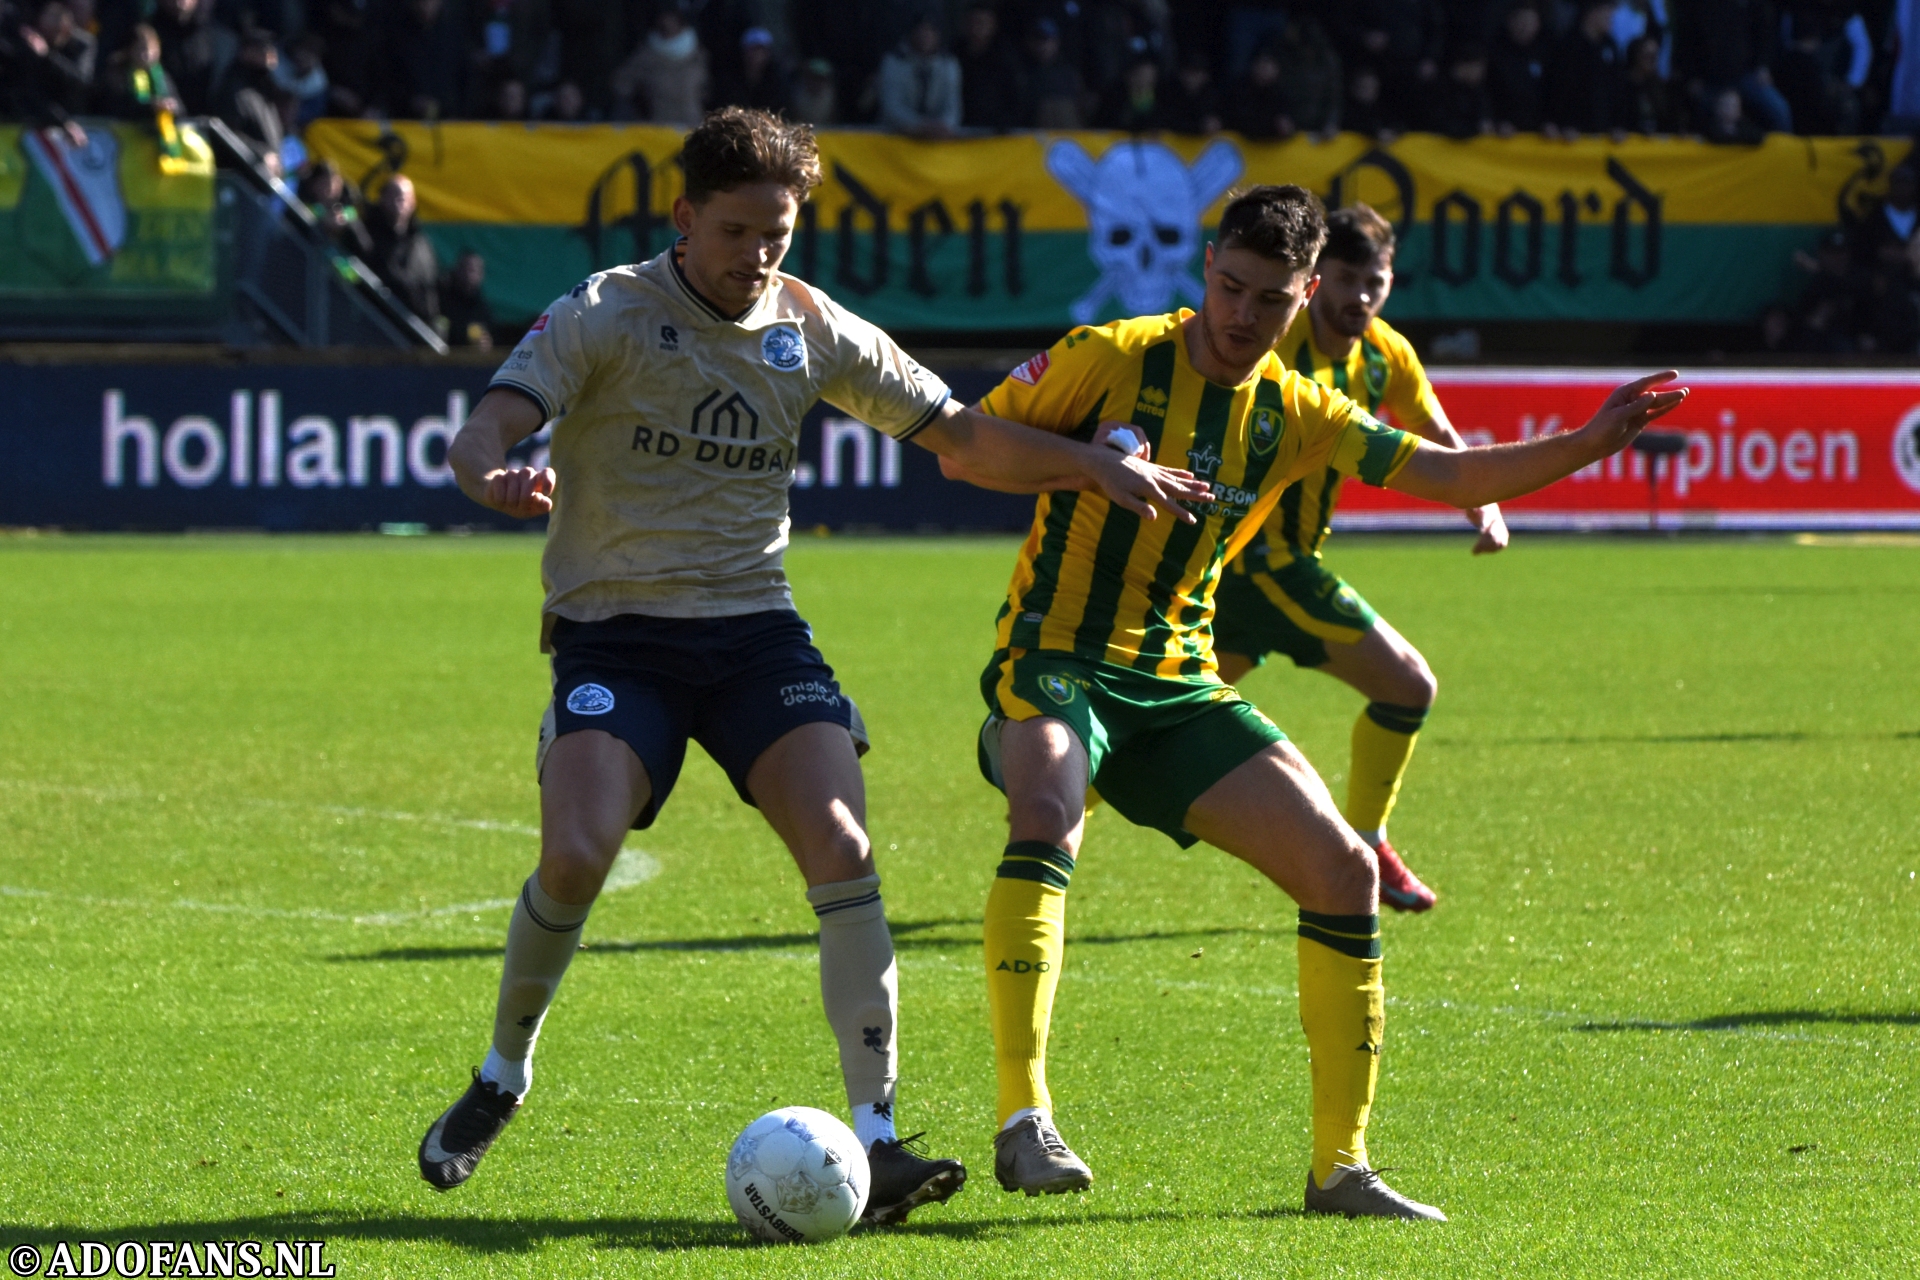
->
[1249, 406, 1283, 456]
[1038, 674, 1076, 705]
[1010, 351, 1051, 385]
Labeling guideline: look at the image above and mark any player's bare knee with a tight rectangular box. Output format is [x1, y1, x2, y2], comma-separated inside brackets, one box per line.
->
[1007, 790, 1082, 847]
[537, 840, 617, 904]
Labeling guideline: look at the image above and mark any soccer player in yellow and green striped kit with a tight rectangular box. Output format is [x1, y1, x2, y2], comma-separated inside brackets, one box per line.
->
[1214, 203, 1510, 913]
[943, 185, 1685, 1219]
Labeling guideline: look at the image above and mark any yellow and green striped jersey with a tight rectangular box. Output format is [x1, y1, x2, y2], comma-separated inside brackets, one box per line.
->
[1254, 310, 1441, 569]
[979, 311, 1421, 679]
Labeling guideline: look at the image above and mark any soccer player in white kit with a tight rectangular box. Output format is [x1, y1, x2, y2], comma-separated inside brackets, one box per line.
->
[415, 108, 1212, 1225]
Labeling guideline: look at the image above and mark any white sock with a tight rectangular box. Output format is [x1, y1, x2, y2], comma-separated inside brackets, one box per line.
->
[853, 1098, 897, 1149]
[1353, 827, 1384, 849]
[1001, 1106, 1043, 1132]
[480, 1047, 530, 1099]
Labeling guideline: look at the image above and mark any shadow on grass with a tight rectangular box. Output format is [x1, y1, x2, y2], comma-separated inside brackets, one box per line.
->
[329, 922, 1273, 964]
[1573, 1009, 1920, 1033]
[0, 1205, 1310, 1254]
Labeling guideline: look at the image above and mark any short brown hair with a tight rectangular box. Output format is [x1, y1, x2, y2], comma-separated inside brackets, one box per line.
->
[1215, 185, 1326, 273]
[680, 107, 822, 203]
[1321, 204, 1396, 267]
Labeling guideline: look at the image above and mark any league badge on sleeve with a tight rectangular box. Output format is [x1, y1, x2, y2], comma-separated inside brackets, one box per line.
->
[1010, 351, 1050, 386]
[761, 326, 807, 372]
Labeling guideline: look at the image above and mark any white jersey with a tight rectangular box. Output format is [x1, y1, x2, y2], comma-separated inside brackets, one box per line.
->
[490, 242, 950, 640]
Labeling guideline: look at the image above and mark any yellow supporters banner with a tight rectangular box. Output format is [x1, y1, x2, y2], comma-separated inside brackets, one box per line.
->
[305, 120, 1913, 329]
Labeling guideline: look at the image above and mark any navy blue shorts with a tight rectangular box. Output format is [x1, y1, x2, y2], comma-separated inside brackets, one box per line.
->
[538, 611, 868, 830]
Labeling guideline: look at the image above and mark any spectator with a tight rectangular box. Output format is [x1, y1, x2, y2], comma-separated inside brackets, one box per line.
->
[103, 22, 184, 129]
[1162, 45, 1222, 134]
[1223, 46, 1294, 138]
[312, 0, 375, 117]
[612, 1, 709, 126]
[367, 174, 442, 329]
[1097, 55, 1166, 132]
[487, 75, 529, 120]
[1621, 33, 1682, 133]
[442, 250, 495, 349]
[213, 30, 288, 172]
[538, 78, 586, 121]
[1020, 17, 1085, 128]
[1269, 12, 1343, 136]
[297, 158, 374, 257]
[1701, 85, 1765, 142]
[956, 2, 1023, 130]
[12, 1, 97, 143]
[1673, 0, 1792, 134]
[1774, 4, 1869, 135]
[1342, 64, 1401, 137]
[1785, 227, 1866, 351]
[152, 0, 234, 115]
[470, 0, 552, 97]
[1547, 0, 1627, 138]
[790, 55, 837, 124]
[1334, 0, 1443, 122]
[376, 0, 466, 120]
[712, 27, 789, 113]
[274, 31, 331, 127]
[1851, 163, 1919, 272]
[1862, 230, 1920, 353]
[1488, 2, 1548, 135]
[551, 0, 624, 119]
[878, 15, 961, 136]
[1427, 44, 1492, 139]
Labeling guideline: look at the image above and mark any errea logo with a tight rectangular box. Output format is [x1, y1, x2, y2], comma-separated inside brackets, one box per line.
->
[1134, 385, 1168, 417]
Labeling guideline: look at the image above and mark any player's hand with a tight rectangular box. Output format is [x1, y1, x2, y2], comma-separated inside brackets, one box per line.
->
[1468, 504, 1509, 555]
[1579, 371, 1687, 456]
[483, 465, 555, 518]
[1091, 419, 1151, 460]
[1085, 447, 1212, 524]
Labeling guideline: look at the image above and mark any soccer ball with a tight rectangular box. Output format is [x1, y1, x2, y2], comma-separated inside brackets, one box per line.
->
[724, 1106, 869, 1244]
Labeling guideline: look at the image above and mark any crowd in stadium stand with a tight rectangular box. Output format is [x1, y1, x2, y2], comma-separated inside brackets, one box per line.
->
[8, 2, 1919, 144]
[6, 1, 1920, 349]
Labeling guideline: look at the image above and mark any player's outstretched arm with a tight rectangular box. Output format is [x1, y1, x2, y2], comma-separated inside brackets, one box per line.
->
[1387, 372, 1687, 509]
[449, 388, 556, 518]
[1408, 403, 1510, 555]
[918, 403, 1212, 524]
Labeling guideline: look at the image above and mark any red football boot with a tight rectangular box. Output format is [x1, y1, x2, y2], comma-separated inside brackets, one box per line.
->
[1372, 840, 1437, 913]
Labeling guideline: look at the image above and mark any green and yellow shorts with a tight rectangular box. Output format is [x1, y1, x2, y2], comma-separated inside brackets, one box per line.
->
[1212, 553, 1379, 669]
[978, 648, 1287, 848]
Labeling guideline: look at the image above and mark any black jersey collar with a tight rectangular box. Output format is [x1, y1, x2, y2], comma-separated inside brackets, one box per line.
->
[669, 237, 762, 324]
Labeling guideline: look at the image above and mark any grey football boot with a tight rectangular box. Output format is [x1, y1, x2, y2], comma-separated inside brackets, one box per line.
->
[993, 1113, 1094, 1195]
[1304, 1164, 1447, 1221]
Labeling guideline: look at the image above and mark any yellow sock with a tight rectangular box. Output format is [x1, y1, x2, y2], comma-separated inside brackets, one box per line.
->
[983, 841, 1074, 1126]
[1346, 702, 1428, 837]
[1297, 912, 1384, 1183]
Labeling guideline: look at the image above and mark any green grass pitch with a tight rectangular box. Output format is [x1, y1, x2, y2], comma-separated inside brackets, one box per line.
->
[1, 531, 1915, 1278]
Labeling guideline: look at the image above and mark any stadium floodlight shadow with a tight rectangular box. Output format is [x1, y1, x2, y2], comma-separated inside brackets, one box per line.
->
[1573, 1010, 1920, 1033]
[0, 1213, 753, 1255]
[328, 922, 1273, 964]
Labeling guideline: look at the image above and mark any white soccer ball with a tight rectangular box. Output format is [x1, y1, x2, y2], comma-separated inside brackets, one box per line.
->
[724, 1106, 869, 1244]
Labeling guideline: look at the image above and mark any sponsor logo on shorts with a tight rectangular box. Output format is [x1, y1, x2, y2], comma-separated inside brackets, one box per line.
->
[565, 683, 615, 715]
[1038, 674, 1076, 705]
[1009, 350, 1050, 385]
[780, 680, 841, 708]
[1249, 406, 1283, 456]
[761, 325, 806, 371]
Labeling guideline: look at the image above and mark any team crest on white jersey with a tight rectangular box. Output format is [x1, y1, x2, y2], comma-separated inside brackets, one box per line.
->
[761, 326, 806, 371]
[565, 683, 615, 715]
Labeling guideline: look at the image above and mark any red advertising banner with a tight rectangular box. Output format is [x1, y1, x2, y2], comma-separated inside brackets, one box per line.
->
[1336, 370, 1920, 531]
